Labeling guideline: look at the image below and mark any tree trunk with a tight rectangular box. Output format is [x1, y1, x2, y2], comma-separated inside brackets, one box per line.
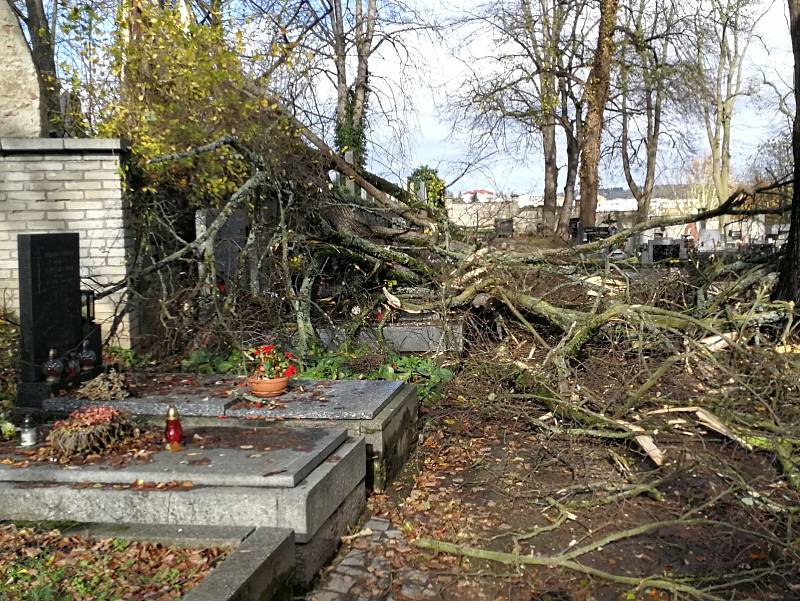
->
[557, 127, 579, 237]
[775, 0, 800, 303]
[22, 0, 63, 136]
[542, 117, 558, 232]
[578, 0, 619, 229]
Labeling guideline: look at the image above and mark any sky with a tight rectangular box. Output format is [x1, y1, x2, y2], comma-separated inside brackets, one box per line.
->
[366, 0, 795, 197]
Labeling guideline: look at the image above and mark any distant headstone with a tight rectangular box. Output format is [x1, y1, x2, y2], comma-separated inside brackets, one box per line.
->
[640, 238, 687, 264]
[494, 218, 513, 238]
[0, 1, 43, 136]
[584, 226, 610, 243]
[17, 233, 82, 403]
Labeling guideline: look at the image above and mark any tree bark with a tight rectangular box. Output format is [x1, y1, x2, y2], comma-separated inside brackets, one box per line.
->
[578, 0, 619, 229]
[775, 0, 800, 303]
[17, 0, 63, 136]
[542, 117, 558, 231]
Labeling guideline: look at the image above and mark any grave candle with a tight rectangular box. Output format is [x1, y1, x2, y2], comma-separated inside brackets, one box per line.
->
[20, 415, 37, 447]
[43, 348, 64, 384]
[165, 405, 183, 451]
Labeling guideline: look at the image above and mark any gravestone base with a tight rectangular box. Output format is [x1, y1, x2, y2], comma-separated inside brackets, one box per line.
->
[43, 379, 419, 491]
[0, 434, 364, 543]
[16, 382, 51, 408]
[294, 476, 366, 585]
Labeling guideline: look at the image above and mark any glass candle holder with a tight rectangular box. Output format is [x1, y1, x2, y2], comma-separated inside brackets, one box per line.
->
[165, 405, 183, 451]
[43, 349, 64, 384]
[20, 415, 37, 447]
[79, 340, 97, 372]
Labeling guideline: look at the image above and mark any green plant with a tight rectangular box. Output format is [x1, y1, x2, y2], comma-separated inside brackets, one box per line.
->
[371, 355, 454, 400]
[0, 316, 18, 405]
[110, 538, 130, 553]
[181, 348, 242, 374]
[104, 346, 146, 370]
[299, 348, 454, 401]
[299, 351, 353, 380]
[408, 165, 446, 211]
[0, 414, 15, 440]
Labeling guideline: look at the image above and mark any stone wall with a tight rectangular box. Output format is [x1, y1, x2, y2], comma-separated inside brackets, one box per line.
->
[0, 138, 137, 347]
[0, 2, 42, 137]
[446, 199, 516, 229]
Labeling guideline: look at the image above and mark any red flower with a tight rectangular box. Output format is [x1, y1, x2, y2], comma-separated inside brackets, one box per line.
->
[285, 351, 294, 359]
[284, 364, 297, 378]
[261, 344, 274, 354]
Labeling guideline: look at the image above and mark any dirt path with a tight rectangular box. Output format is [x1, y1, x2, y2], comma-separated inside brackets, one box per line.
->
[306, 380, 800, 601]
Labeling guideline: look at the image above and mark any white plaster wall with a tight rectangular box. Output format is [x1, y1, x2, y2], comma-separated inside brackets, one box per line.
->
[0, 2, 42, 137]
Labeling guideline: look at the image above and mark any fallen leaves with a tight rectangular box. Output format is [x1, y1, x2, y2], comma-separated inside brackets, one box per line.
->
[0, 523, 228, 600]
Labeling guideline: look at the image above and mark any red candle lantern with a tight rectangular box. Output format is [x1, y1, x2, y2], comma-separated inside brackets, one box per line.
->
[165, 405, 183, 451]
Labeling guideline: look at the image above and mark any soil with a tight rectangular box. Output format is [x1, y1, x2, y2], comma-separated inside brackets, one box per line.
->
[350, 371, 800, 601]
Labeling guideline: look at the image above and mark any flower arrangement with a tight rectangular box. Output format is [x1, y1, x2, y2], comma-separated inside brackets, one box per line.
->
[243, 345, 297, 380]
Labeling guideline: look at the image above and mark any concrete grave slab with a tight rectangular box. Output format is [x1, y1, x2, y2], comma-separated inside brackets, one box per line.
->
[228, 379, 404, 420]
[0, 426, 347, 488]
[0, 437, 365, 542]
[43, 394, 235, 417]
[177, 383, 419, 491]
[40, 378, 418, 490]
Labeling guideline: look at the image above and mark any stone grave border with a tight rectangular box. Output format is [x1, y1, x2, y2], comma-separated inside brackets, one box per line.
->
[4, 521, 295, 601]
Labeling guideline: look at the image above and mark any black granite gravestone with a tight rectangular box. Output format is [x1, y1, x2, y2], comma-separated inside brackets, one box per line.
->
[17, 233, 83, 406]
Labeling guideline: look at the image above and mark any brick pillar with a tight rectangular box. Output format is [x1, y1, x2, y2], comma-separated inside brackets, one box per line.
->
[0, 138, 138, 348]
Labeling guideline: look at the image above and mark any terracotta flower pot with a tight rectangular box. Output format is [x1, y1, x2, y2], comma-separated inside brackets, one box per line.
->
[247, 376, 289, 398]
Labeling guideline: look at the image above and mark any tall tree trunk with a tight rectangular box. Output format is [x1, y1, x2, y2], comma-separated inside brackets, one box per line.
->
[775, 0, 800, 303]
[557, 127, 580, 237]
[578, 0, 619, 229]
[21, 0, 63, 136]
[542, 117, 558, 231]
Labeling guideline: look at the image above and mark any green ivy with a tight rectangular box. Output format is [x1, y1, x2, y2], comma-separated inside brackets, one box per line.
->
[300, 348, 454, 401]
[180, 348, 242, 375]
[369, 355, 454, 401]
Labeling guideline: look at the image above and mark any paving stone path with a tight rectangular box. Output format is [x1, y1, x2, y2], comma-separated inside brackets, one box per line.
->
[305, 517, 441, 601]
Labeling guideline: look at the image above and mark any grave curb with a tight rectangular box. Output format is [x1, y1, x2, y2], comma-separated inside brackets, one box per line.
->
[182, 526, 295, 601]
[2, 521, 295, 601]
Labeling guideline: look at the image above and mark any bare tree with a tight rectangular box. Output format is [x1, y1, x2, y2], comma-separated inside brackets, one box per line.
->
[612, 0, 682, 223]
[452, 0, 591, 235]
[688, 0, 766, 207]
[578, 0, 620, 229]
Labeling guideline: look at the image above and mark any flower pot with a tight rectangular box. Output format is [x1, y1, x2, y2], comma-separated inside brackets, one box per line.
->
[247, 376, 289, 398]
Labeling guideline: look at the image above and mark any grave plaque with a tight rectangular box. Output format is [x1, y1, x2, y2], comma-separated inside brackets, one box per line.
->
[17, 233, 82, 386]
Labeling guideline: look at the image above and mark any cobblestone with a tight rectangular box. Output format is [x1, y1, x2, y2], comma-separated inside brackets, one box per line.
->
[305, 515, 438, 601]
[326, 573, 356, 594]
[364, 517, 391, 531]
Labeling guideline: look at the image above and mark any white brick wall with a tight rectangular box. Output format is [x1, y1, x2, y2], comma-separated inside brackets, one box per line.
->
[0, 138, 138, 347]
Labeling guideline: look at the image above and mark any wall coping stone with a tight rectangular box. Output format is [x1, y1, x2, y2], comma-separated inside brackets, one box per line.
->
[0, 138, 129, 153]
